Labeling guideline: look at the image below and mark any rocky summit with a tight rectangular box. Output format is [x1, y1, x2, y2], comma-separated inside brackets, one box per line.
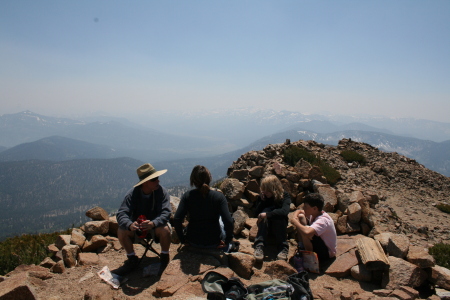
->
[1, 138, 450, 300]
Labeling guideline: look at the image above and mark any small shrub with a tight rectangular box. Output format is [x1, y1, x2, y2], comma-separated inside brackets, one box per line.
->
[429, 243, 450, 269]
[0, 229, 71, 275]
[340, 150, 367, 164]
[283, 147, 341, 185]
[436, 203, 450, 214]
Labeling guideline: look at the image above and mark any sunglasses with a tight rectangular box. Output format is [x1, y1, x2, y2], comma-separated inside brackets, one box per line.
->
[150, 177, 159, 182]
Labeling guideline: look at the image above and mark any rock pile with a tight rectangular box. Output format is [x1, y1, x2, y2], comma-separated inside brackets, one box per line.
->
[1, 138, 450, 300]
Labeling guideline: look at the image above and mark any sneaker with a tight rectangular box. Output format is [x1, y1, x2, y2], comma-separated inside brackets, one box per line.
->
[112, 255, 140, 276]
[157, 253, 170, 276]
[254, 244, 264, 262]
[277, 247, 289, 261]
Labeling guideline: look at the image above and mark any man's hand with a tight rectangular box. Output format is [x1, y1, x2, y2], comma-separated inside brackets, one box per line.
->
[139, 220, 155, 231]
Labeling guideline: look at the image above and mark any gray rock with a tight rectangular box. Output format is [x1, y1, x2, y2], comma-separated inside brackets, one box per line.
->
[316, 185, 338, 212]
[84, 220, 109, 235]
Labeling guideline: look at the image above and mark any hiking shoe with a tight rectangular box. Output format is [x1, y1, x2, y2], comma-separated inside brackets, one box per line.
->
[112, 255, 140, 276]
[277, 247, 289, 261]
[254, 244, 264, 262]
[157, 253, 170, 276]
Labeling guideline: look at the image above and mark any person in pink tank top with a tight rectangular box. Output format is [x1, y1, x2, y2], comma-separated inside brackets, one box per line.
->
[291, 193, 337, 263]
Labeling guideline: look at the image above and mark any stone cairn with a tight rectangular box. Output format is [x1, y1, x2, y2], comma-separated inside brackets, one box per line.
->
[1, 139, 450, 300]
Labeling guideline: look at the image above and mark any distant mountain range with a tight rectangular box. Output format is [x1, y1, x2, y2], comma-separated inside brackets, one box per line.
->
[1, 109, 450, 239]
[0, 111, 234, 162]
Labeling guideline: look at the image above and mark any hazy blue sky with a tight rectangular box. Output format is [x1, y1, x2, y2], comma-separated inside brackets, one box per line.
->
[1, 1, 449, 122]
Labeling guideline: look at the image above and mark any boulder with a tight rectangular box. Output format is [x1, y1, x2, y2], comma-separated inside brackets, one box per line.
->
[374, 232, 391, 252]
[82, 235, 108, 252]
[39, 257, 56, 269]
[294, 159, 312, 178]
[231, 169, 249, 181]
[62, 245, 80, 268]
[264, 260, 297, 280]
[346, 202, 362, 223]
[382, 256, 427, 289]
[232, 209, 249, 236]
[337, 191, 351, 213]
[228, 252, 255, 279]
[316, 185, 337, 212]
[55, 235, 71, 250]
[430, 265, 450, 290]
[78, 253, 99, 265]
[0, 273, 38, 300]
[435, 288, 450, 299]
[108, 216, 119, 236]
[70, 228, 86, 248]
[406, 246, 435, 268]
[84, 220, 109, 235]
[387, 233, 410, 259]
[351, 264, 372, 282]
[85, 206, 109, 221]
[220, 178, 245, 201]
[50, 260, 65, 274]
[325, 249, 359, 277]
[249, 166, 264, 178]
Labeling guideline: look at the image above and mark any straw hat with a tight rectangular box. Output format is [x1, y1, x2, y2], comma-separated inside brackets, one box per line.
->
[133, 163, 167, 187]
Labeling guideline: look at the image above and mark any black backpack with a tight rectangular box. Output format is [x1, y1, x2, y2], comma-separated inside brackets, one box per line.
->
[202, 271, 248, 300]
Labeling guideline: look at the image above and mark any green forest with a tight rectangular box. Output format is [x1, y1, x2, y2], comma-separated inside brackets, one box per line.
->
[0, 157, 142, 241]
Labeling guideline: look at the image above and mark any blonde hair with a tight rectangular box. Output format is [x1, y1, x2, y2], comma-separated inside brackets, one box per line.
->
[260, 175, 284, 202]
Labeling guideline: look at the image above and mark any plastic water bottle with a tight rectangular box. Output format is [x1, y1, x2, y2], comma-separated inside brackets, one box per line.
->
[136, 215, 147, 238]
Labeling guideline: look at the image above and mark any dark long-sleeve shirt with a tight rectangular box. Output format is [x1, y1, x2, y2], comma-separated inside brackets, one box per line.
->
[116, 185, 171, 230]
[254, 191, 291, 219]
[173, 189, 234, 246]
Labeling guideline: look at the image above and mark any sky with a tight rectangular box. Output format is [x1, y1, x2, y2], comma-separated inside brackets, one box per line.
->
[1, 1, 449, 122]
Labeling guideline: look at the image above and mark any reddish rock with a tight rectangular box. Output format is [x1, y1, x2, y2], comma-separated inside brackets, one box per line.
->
[325, 249, 359, 277]
[78, 253, 99, 265]
[430, 265, 450, 290]
[228, 252, 255, 279]
[84, 220, 109, 235]
[85, 206, 109, 220]
[387, 233, 410, 259]
[406, 246, 435, 268]
[55, 235, 71, 250]
[382, 256, 427, 289]
[0, 273, 38, 300]
[264, 260, 297, 280]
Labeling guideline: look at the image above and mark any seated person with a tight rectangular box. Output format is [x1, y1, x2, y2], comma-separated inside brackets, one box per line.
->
[290, 193, 337, 263]
[174, 165, 234, 250]
[253, 175, 291, 262]
[114, 163, 172, 276]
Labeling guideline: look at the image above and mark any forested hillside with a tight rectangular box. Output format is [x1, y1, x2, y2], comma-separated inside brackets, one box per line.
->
[0, 157, 143, 241]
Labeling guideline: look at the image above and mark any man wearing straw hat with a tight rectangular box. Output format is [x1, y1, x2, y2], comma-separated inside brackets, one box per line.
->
[114, 163, 172, 276]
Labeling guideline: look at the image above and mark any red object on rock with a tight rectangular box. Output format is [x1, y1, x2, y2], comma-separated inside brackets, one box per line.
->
[137, 215, 147, 238]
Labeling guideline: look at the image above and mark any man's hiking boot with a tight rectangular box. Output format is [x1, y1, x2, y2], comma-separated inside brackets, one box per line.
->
[112, 255, 140, 276]
[157, 253, 170, 276]
[254, 244, 264, 262]
[277, 247, 289, 261]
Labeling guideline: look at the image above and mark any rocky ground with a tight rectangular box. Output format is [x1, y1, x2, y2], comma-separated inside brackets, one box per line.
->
[2, 138, 450, 299]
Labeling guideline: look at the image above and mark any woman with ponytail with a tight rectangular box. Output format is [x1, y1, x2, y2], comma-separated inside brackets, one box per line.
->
[174, 165, 234, 250]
